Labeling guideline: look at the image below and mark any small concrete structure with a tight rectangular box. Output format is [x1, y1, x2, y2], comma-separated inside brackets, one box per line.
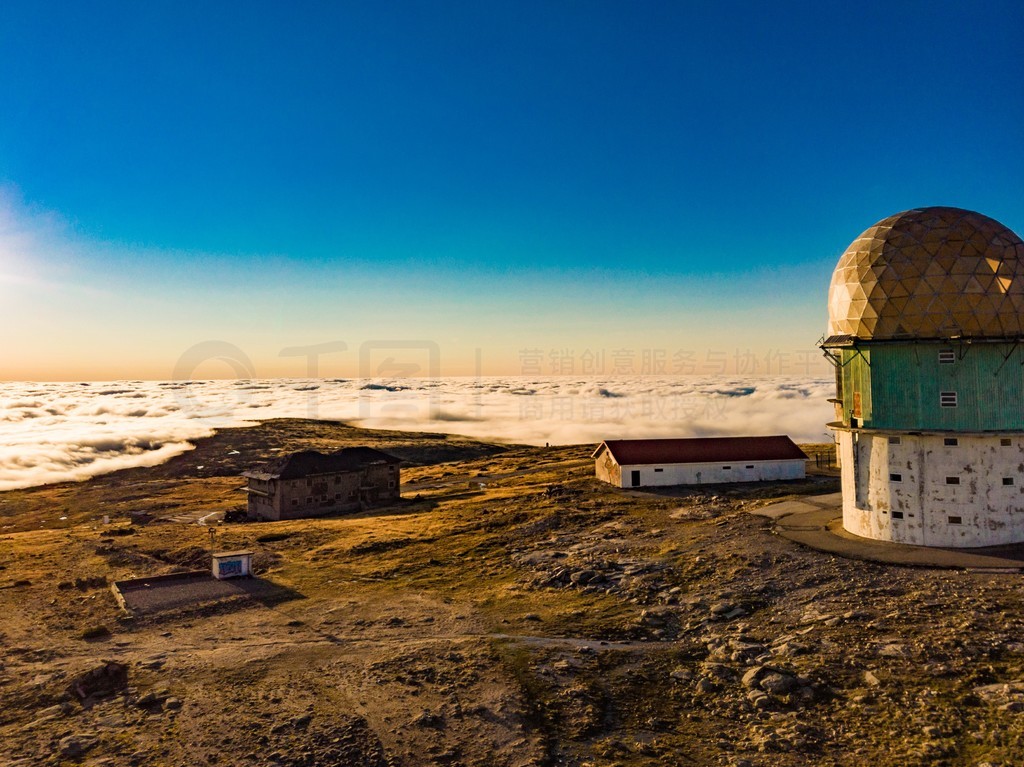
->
[243, 447, 401, 521]
[212, 550, 252, 580]
[593, 436, 807, 488]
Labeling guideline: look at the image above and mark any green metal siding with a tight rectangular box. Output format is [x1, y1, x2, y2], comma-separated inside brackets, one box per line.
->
[857, 343, 1024, 431]
[840, 348, 872, 425]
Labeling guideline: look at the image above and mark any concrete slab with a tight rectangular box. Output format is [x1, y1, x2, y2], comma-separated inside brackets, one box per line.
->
[112, 572, 301, 615]
[777, 508, 837, 531]
[114, 572, 247, 614]
[802, 492, 843, 508]
[750, 499, 821, 520]
[761, 497, 1024, 571]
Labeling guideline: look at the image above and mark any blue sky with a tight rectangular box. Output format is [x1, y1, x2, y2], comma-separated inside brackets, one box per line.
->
[1, 1, 1021, 379]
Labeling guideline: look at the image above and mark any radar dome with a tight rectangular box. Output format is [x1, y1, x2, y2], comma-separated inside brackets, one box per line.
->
[827, 207, 1024, 340]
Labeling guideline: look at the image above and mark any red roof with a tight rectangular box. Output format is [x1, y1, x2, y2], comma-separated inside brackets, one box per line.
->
[593, 436, 807, 465]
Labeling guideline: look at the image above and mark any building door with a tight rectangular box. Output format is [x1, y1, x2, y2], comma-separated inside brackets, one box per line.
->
[630, 470, 641, 487]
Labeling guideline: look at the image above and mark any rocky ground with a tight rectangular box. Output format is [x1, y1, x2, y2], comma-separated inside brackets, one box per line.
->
[1, 420, 1023, 766]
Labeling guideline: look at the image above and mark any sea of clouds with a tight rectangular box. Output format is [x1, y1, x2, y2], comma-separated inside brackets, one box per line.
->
[0, 376, 833, 491]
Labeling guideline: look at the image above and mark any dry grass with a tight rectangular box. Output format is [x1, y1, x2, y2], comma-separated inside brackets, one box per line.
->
[20, 423, 1016, 767]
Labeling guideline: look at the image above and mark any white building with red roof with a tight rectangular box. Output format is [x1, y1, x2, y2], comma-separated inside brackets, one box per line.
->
[592, 436, 807, 488]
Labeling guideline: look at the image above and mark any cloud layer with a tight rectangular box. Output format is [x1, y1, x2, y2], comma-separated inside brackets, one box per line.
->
[0, 376, 834, 491]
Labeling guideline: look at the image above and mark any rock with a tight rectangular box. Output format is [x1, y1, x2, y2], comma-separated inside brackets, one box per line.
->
[701, 662, 738, 683]
[68, 661, 128, 701]
[741, 666, 764, 688]
[864, 671, 882, 687]
[877, 643, 912, 659]
[58, 734, 97, 758]
[670, 667, 692, 682]
[760, 672, 797, 695]
[747, 690, 772, 710]
[413, 711, 445, 729]
[796, 685, 817, 705]
[774, 641, 810, 657]
[922, 725, 942, 738]
[640, 608, 677, 628]
[695, 678, 716, 693]
[843, 609, 872, 621]
[164, 697, 182, 710]
[800, 608, 830, 623]
[570, 569, 598, 585]
[972, 681, 1024, 701]
[710, 602, 734, 617]
[136, 690, 168, 709]
[43, 703, 67, 718]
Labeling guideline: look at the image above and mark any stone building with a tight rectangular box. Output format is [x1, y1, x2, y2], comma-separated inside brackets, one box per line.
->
[593, 436, 807, 488]
[243, 447, 401, 521]
[822, 206, 1024, 547]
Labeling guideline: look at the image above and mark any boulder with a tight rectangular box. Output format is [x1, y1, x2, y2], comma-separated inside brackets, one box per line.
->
[67, 662, 128, 701]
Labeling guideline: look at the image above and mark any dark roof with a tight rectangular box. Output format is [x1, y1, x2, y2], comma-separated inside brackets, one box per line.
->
[244, 447, 400, 480]
[821, 334, 856, 347]
[593, 436, 807, 465]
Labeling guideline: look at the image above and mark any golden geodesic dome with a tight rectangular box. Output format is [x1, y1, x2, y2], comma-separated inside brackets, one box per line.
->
[827, 207, 1024, 340]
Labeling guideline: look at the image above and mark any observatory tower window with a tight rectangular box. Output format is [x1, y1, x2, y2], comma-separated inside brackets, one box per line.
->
[888, 436, 901, 445]
[1002, 438, 1013, 447]
[944, 438, 959, 447]
[1004, 478, 1015, 486]
[940, 392, 958, 408]
[946, 476, 960, 485]
[938, 349, 956, 364]
[889, 473, 902, 482]
[948, 516, 963, 525]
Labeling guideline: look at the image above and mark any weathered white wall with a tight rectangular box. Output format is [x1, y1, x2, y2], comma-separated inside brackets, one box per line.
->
[597, 459, 805, 488]
[839, 431, 1024, 547]
[594, 452, 620, 485]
